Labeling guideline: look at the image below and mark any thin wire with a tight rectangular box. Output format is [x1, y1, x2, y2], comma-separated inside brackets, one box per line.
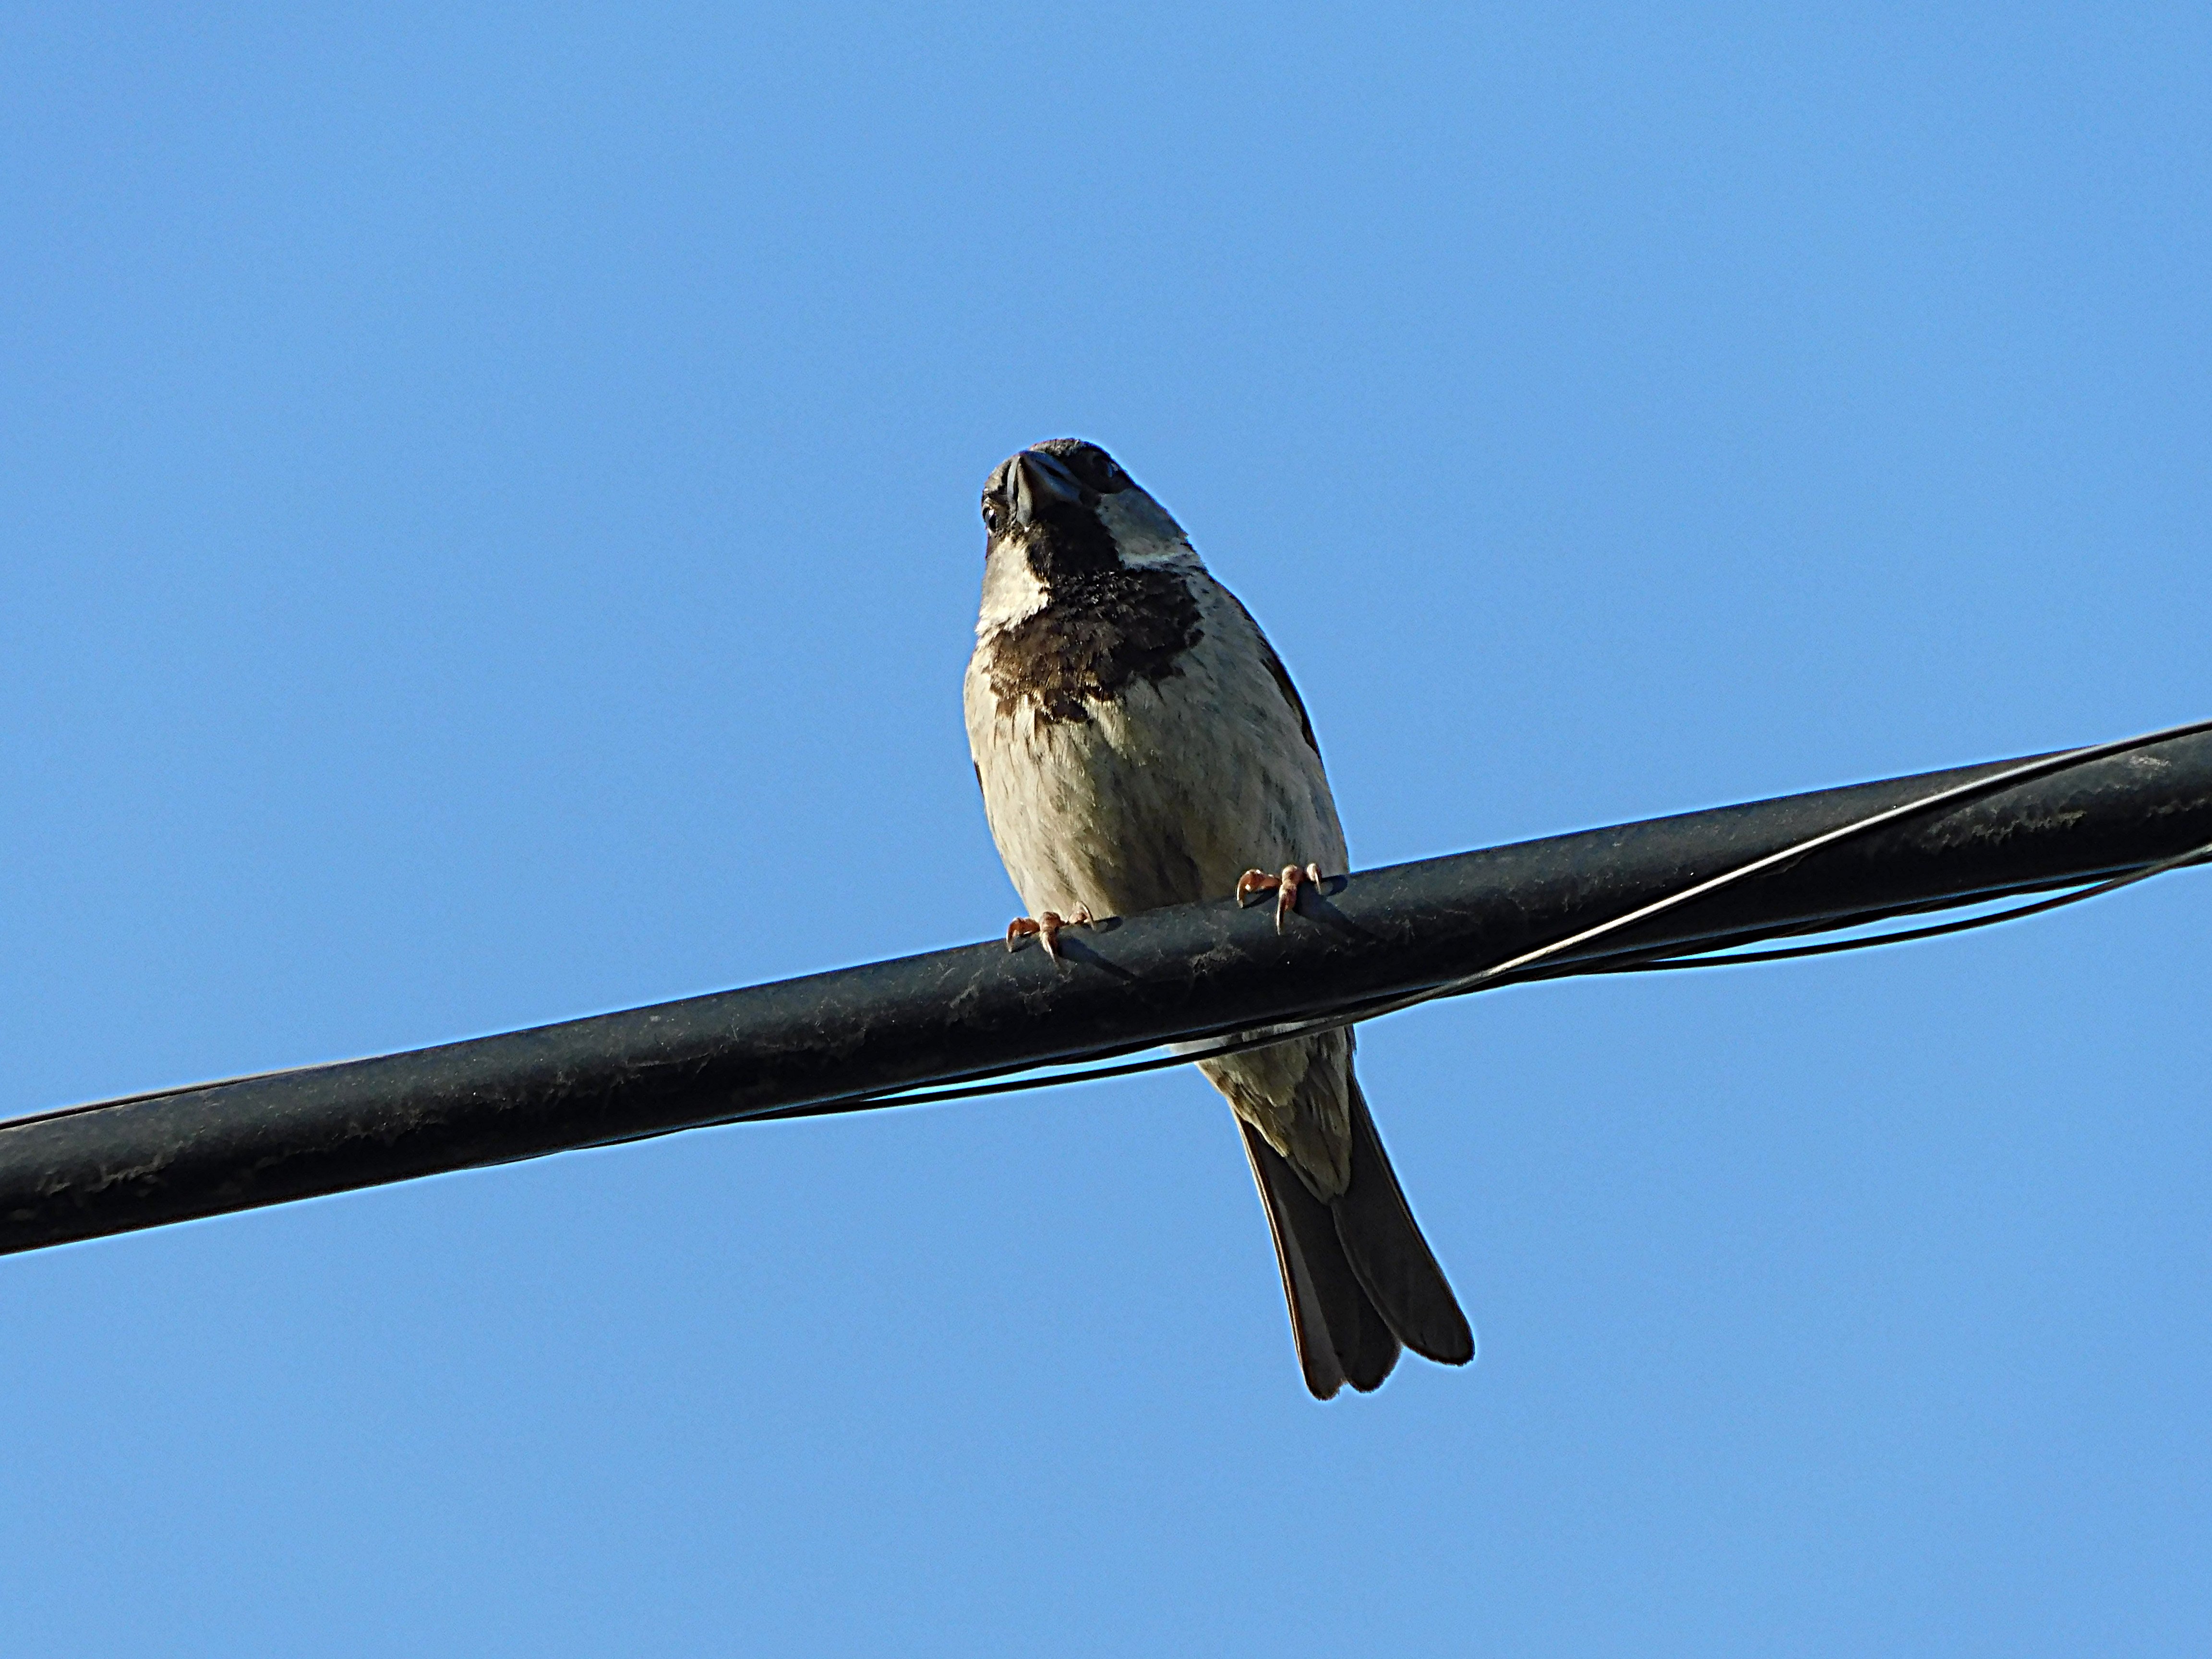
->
[19, 716, 2212, 1146]
[729, 716, 2212, 1126]
[733, 840, 2207, 1122]
[1594, 842, 2212, 972]
[1321, 714, 2212, 1024]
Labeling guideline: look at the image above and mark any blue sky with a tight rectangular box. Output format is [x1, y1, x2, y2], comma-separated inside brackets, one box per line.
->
[3, 5, 2207, 1653]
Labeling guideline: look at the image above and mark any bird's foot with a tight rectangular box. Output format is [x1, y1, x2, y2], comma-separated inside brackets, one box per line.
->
[1235, 864, 1327, 934]
[1005, 905, 1093, 962]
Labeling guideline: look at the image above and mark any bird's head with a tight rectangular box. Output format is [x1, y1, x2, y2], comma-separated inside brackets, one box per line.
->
[977, 441, 1197, 625]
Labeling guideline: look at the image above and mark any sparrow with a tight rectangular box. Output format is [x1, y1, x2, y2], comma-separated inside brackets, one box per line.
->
[964, 438, 1475, 1397]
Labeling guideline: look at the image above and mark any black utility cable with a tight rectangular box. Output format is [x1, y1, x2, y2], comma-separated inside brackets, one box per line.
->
[6, 716, 2209, 1255]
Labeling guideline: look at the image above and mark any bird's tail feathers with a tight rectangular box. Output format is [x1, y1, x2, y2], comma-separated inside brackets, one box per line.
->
[1330, 1076, 1477, 1367]
[1239, 1120, 1400, 1397]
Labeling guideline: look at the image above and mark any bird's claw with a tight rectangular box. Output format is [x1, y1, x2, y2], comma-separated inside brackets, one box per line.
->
[1235, 864, 1327, 933]
[1006, 905, 1093, 962]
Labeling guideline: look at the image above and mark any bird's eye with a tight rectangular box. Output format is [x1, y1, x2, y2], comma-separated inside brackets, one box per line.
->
[982, 497, 1004, 534]
[1067, 445, 1128, 493]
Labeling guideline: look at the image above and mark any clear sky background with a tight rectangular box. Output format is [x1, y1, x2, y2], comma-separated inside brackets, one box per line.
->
[4, 5, 2207, 1654]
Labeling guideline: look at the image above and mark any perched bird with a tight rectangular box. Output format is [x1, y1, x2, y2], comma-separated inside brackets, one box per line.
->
[963, 438, 1475, 1397]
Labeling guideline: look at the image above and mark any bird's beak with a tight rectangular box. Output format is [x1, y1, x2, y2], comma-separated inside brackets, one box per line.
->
[1009, 449, 1087, 525]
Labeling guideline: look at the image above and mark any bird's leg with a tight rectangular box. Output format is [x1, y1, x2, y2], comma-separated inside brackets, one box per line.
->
[1235, 864, 1328, 933]
[1005, 905, 1094, 962]
[1234, 869, 1275, 908]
